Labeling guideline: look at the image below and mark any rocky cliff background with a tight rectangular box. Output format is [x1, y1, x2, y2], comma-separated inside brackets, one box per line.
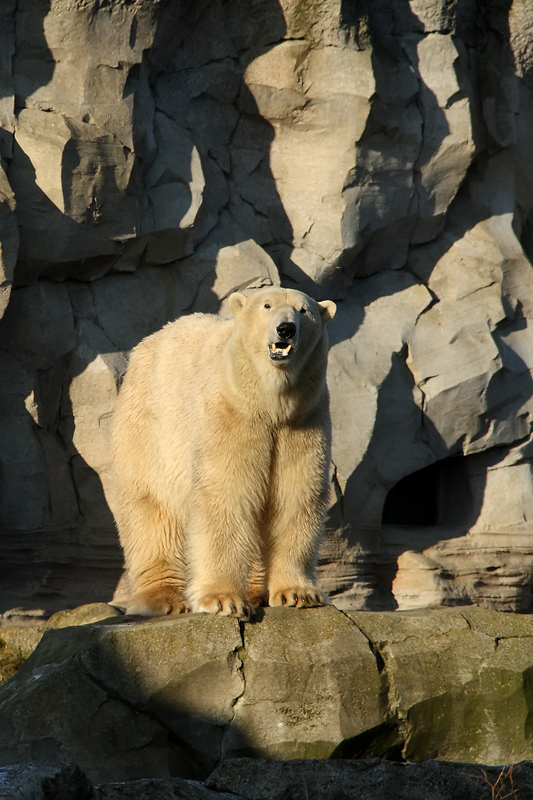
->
[1, 0, 533, 615]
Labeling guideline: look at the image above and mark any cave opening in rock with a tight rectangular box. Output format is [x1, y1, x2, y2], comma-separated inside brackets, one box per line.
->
[382, 456, 475, 528]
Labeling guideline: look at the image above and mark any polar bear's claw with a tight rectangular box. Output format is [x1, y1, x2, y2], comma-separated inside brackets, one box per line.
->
[269, 586, 329, 608]
[196, 594, 254, 619]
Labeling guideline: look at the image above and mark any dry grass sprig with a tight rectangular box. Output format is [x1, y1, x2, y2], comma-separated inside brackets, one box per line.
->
[479, 765, 519, 800]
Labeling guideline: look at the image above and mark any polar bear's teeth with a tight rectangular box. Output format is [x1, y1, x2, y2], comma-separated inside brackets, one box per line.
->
[270, 343, 292, 359]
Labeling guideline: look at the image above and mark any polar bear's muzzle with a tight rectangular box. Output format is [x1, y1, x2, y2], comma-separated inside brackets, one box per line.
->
[268, 312, 299, 362]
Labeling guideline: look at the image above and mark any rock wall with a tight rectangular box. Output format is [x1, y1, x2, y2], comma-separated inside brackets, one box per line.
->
[1, 0, 533, 613]
[2, 606, 533, 782]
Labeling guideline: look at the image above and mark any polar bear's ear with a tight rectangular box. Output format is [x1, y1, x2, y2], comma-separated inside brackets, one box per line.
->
[318, 300, 336, 325]
[229, 293, 247, 317]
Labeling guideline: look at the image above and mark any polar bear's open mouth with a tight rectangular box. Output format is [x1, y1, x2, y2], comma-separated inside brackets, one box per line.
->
[269, 342, 293, 361]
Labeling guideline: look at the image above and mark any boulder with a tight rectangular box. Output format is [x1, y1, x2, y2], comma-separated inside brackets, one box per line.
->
[0, 623, 45, 685]
[3, 756, 533, 800]
[0, 603, 122, 685]
[222, 606, 384, 760]
[206, 758, 533, 800]
[46, 602, 124, 629]
[4, 758, 533, 800]
[1, 607, 533, 784]
[0, 761, 92, 800]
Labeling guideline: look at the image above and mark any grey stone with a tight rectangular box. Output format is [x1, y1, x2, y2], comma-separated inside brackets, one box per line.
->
[206, 757, 533, 800]
[0, 165, 18, 318]
[223, 606, 384, 760]
[351, 608, 533, 765]
[0, 761, 92, 800]
[1, 607, 533, 780]
[0, 282, 75, 371]
[94, 777, 240, 800]
[9, 109, 137, 280]
[411, 34, 476, 244]
[0, 613, 244, 782]
[5, 756, 533, 800]
[46, 602, 124, 629]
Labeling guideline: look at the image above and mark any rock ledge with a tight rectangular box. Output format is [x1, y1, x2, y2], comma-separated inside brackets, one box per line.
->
[1, 606, 533, 783]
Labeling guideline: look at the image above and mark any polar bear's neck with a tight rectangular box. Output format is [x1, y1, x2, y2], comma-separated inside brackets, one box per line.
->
[223, 332, 327, 425]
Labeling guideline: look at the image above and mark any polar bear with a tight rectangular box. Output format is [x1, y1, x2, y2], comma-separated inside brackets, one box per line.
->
[111, 286, 336, 619]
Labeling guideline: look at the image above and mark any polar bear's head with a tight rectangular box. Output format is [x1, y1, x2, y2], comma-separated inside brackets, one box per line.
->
[228, 288, 336, 380]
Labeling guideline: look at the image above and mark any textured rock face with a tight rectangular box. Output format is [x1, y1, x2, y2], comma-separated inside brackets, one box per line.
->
[1, 1, 533, 612]
[0, 762, 92, 800]
[5, 758, 533, 800]
[2, 607, 533, 782]
[206, 759, 533, 800]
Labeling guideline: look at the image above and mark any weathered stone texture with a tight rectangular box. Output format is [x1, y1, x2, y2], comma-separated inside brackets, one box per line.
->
[223, 606, 385, 761]
[206, 758, 533, 800]
[1, 607, 533, 784]
[0, 0, 533, 613]
[0, 761, 92, 800]
[6, 757, 533, 800]
[5, 756, 533, 800]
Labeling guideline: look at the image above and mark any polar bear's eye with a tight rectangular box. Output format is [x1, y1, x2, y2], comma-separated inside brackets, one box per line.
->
[264, 303, 271, 309]
[300, 307, 307, 314]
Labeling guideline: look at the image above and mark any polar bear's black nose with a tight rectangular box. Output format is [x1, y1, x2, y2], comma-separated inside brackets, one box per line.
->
[276, 321, 297, 340]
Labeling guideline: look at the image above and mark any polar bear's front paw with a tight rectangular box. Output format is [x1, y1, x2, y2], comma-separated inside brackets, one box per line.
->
[126, 586, 191, 617]
[269, 586, 329, 608]
[196, 594, 254, 620]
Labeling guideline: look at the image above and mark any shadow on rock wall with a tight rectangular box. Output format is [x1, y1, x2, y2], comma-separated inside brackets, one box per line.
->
[131, 0, 295, 281]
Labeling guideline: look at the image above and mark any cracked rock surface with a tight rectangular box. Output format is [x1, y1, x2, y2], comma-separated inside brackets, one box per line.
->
[1, 606, 533, 783]
[1, 1, 533, 614]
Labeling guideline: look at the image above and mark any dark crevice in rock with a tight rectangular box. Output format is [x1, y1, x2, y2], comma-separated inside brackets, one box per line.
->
[218, 619, 247, 762]
[382, 456, 476, 529]
[330, 720, 406, 761]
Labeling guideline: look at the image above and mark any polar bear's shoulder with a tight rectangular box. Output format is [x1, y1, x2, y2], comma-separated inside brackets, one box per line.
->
[164, 310, 231, 335]
[139, 311, 232, 353]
